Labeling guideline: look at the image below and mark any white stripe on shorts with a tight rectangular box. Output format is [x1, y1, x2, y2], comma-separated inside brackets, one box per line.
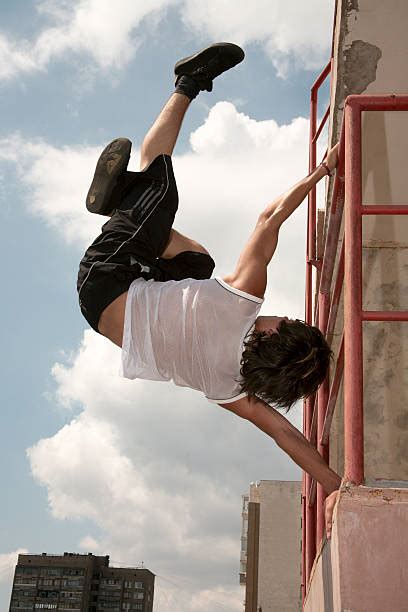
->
[78, 155, 170, 301]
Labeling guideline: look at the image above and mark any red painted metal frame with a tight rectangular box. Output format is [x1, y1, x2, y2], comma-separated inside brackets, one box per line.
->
[302, 2, 337, 605]
[302, 91, 408, 609]
[302, 58, 332, 604]
[301, 0, 340, 591]
[343, 94, 408, 483]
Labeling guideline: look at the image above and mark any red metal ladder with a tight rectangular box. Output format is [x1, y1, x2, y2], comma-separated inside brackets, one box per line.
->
[302, 83, 408, 606]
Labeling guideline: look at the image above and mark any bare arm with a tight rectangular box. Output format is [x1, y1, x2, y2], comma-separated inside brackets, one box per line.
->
[223, 164, 328, 298]
[220, 396, 341, 495]
[223, 145, 339, 298]
[271, 164, 326, 227]
[272, 143, 339, 227]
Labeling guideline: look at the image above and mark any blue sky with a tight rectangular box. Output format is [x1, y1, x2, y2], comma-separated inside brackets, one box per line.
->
[0, 1, 333, 609]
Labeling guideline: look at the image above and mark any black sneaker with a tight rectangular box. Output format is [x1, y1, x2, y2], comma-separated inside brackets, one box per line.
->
[86, 138, 132, 215]
[174, 42, 245, 92]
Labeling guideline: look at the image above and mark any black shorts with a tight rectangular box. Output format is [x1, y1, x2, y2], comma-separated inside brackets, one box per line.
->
[77, 154, 215, 332]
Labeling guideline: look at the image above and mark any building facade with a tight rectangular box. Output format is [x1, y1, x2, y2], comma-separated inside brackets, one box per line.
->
[240, 480, 302, 612]
[302, 1, 408, 609]
[9, 552, 155, 612]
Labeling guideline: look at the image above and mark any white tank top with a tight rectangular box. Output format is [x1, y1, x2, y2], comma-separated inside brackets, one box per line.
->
[121, 277, 263, 403]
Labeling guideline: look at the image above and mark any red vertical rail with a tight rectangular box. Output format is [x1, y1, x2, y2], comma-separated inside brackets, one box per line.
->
[302, 4, 338, 603]
[316, 292, 330, 546]
[303, 58, 331, 600]
[303, 74, 315, 598]
[343, 97, 364, 484]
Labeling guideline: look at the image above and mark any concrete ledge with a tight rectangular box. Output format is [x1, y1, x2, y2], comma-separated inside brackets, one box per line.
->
[304, 482, 408, 611]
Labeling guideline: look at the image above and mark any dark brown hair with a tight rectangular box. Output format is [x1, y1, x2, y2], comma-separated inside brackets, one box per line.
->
[239, 319, 333, 413]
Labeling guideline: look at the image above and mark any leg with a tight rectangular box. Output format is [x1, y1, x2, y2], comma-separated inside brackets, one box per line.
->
[86, 43, 245, 215]
[139, 42, 246, 170]
[158, 227, 215, 281]
[138, 92, 209, 260]
[161, 228, 210, 259]
[140, 93, 190, 170]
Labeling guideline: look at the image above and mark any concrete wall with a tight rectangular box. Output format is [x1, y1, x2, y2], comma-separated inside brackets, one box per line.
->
[326, 0, 408, 482]
[246, 481, 302, 612]
[304, 483, 408, 611]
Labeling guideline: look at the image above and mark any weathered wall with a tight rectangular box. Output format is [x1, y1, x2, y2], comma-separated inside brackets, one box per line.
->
[325, 0, 408, 481]
[304, 484, 408, 611]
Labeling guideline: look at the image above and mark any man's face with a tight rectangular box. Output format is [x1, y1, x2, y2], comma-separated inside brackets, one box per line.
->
[256, 315, 292, 334]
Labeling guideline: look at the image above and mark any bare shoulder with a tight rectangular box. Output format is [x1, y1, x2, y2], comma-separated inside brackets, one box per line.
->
[218, 396, 257, 420]
[98, 291, 128, 348]
[221, 274, 265, 300]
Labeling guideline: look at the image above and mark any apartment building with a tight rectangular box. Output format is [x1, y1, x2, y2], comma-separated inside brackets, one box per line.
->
[240, 480, 302, 612]
[9, 552, 155, 612]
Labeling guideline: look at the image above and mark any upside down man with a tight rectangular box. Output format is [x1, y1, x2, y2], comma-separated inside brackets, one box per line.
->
[77, 43, 342, 538]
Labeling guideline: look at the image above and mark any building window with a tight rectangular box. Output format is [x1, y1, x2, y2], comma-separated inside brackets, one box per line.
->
[39, 579, 60, 587]
[101, 578, 121, 587]
[37, 591, 59, 599]
[63, 569, 84, 576]
[16, 567, 39, 575]
[15, 578, 37, 586]
[60, 591, 81, 600]
[100, 589, 120, 598]
[14, 589, 36, 597]
[40, 569, 61, 577]
[61, 579, 82, 588]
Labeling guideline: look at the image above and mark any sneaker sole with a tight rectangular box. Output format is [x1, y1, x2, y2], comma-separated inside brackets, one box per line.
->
[174, 42, 245, 77]
[86, 137, 132, 215]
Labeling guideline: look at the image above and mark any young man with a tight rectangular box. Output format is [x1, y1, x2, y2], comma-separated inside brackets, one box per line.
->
[77, 43, 341, 536]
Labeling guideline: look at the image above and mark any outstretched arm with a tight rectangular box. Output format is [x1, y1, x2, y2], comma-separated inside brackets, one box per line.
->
[219, 396, 341, 495]
[223, 144, 340, 299]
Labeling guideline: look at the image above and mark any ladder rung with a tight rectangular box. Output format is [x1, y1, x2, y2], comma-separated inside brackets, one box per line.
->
[362, 310, 408, 321]
[362, 204, 408, 215]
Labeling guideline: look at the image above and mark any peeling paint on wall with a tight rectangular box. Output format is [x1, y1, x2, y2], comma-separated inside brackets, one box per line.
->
[332, 1, 381, 130]
[343, 40, 382, 95]
[346, 0, 359, 13]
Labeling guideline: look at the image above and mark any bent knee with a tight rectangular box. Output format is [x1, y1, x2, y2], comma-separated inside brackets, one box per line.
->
[161, 229, 210, 259]
[186, 240, 210, 256]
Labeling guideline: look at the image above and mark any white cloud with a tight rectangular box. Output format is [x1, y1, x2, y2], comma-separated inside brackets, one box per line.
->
[0, 100, 327, 296]
[0, 135, 105, 246]
[79, 535, 100, 552]
[0, 1, 333, 82]
[10, 102, 328, 610]
[34, 0, 175, 70]
[182, 0, 334, 78]
[0, 34, 39, 80]
[0, 549, 28, 585]
[28, 330, 292, 610]
[0, 0, 177, 81]
[153, 582, 243, 611]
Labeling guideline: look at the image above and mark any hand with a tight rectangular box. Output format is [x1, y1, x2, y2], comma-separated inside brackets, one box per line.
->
[322, 142, 340, 173]
[324, 489, 339, 539]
